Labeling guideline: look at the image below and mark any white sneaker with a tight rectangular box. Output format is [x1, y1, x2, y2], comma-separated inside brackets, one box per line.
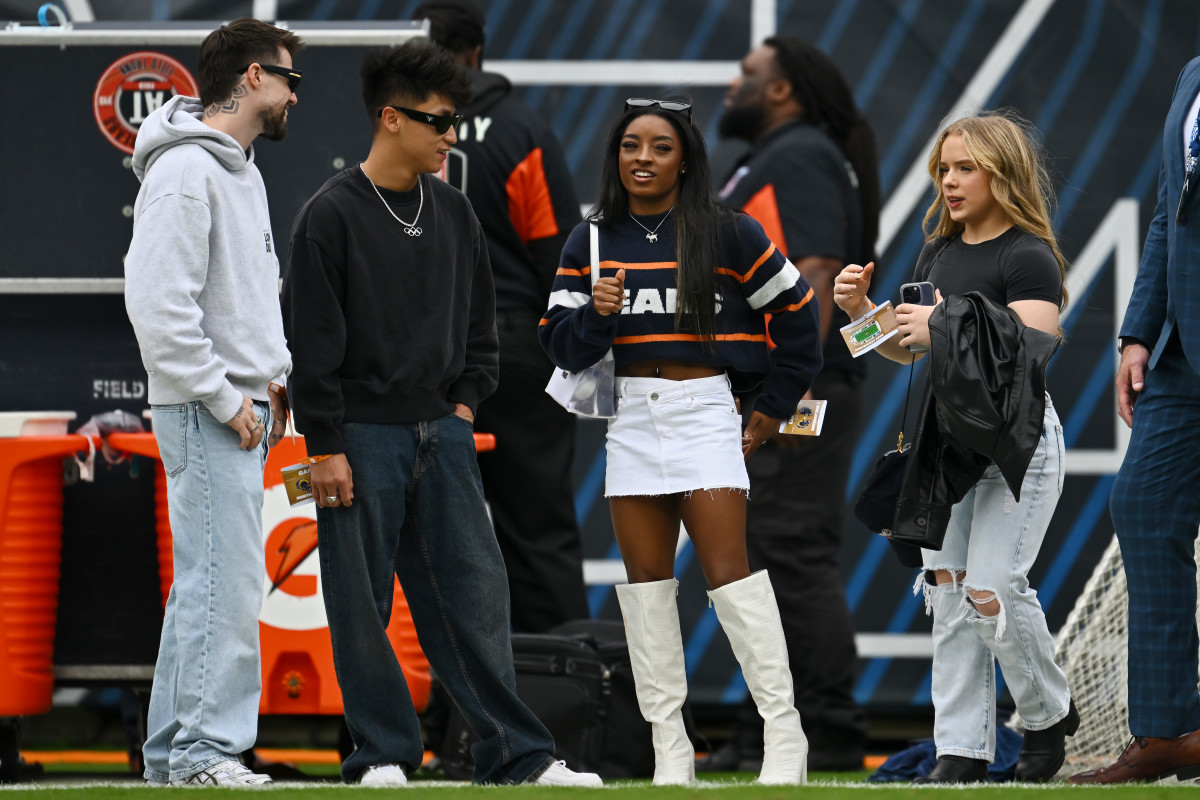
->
[172, 759, 273, 786]
[360, 764, 408, 787]
[533, 760, 602, 787]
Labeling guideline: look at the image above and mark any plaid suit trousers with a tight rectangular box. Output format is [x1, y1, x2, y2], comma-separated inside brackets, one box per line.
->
[1111, 332, 1200, 738]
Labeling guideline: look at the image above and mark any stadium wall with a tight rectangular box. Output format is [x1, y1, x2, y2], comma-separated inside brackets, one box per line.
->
[0, 0, 1195, 712]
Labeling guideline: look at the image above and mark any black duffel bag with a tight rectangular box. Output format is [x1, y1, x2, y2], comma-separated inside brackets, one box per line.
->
[432, 619, 658, 780]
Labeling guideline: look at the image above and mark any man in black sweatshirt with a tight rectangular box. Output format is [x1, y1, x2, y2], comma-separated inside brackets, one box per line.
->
[414, 0, 588, 633]
[281, 40, 600, 789]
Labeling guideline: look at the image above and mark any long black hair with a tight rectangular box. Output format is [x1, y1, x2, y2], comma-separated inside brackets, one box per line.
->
[765, 36, 880, 263]
[590, 100, 732, 345]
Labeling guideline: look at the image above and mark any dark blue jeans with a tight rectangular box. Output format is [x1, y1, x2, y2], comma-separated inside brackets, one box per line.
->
[317, 414, 556, 783]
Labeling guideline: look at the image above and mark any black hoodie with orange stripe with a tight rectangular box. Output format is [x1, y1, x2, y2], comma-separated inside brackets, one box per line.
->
[444, 69, 581, 314]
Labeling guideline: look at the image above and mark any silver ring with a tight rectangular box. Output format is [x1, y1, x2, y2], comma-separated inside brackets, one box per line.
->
[326, 496, 338, 504]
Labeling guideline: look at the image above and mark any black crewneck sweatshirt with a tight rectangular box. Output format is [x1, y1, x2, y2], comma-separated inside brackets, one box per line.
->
[282, 166, 499, 456]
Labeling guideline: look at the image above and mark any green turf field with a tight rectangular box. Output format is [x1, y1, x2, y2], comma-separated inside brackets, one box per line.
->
[3, 771, 1200, 797]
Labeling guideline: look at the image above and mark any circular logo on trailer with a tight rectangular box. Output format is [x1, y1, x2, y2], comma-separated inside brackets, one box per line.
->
[94, 51, 198, 155]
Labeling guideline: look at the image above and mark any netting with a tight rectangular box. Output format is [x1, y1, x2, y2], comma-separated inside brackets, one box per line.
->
[1009, 534, 1200, 778]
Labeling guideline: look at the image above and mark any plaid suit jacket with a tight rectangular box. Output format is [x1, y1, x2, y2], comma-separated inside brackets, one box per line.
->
[1123, 56, 1200, 368]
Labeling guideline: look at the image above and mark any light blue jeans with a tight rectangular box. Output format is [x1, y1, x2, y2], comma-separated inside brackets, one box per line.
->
[143, 400, 269, 783]
[919, 398, 1071, 762]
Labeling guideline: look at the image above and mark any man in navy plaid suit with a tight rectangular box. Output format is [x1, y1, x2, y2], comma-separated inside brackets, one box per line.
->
[1071, 56, 1200, 784]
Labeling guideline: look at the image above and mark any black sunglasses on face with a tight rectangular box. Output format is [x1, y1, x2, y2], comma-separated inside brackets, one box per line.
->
[378, 105, 464, 135]
[625, 98, 693, 124]
[238, 63, 302, 93]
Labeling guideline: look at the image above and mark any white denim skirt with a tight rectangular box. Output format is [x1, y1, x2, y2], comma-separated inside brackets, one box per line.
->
[604, 373, 749, 497]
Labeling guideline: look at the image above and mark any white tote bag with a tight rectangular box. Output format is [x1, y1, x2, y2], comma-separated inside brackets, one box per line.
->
[545, 222, 617, 418]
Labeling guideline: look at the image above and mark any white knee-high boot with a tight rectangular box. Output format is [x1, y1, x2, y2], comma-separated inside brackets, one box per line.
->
[615, 578, 696, 785]
[709, 570, 808, 784]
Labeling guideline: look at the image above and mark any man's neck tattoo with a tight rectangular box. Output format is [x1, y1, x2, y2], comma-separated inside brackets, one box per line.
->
[206, 85, 246, 118]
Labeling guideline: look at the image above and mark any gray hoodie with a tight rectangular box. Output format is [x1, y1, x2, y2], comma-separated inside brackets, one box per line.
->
[125, 95, 291, 424]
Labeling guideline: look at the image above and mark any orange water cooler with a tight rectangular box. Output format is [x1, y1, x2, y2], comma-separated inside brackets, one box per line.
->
[106, 432, 172, 611]
[0, 413, 87, 717]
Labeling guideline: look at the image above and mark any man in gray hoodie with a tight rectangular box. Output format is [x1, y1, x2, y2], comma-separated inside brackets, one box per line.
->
[124, 18, 302, 787]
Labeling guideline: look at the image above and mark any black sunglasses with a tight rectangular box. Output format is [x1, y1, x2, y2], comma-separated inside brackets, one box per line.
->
[378, 105, 464, 135]
[625, 98, 693, 124]
[238, 63, 302, 93]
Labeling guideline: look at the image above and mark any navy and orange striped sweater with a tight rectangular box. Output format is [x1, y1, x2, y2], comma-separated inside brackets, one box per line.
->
[539, 211, 823, 420]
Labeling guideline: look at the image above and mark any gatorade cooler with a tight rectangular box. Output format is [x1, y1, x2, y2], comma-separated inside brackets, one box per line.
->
[106, 432, 171, 611]
[0, 412, 87, 716]
[258, 436, 436, 715]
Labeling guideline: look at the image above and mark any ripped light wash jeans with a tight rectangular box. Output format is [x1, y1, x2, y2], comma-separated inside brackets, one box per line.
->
[918, 397, 1071, 762]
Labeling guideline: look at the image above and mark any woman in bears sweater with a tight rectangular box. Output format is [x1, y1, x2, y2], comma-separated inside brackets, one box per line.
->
[539, 97, 823, 785]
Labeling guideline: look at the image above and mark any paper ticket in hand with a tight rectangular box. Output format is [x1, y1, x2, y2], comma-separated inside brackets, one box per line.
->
[779, 399, 827, 436]
[839, 301, 899, 358]
[280, 461, 320, 507]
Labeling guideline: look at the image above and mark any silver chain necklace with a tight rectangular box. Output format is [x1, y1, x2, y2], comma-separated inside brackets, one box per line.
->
[361, 164, 423, 237]
[629, 206, 674, 242]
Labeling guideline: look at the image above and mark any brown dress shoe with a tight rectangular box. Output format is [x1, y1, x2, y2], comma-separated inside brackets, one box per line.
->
[1068, 729, 1200, 784]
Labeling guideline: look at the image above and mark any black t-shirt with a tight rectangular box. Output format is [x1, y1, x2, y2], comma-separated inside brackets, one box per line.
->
[718, 121, 865, 376]
[912, 226, 1062, 308]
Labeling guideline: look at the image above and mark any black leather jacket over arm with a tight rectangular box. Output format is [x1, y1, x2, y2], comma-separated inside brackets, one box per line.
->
[892, 292, 1062, 549]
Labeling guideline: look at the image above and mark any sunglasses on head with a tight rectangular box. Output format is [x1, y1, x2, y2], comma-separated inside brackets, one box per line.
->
[625, 98, 693, 124]
[378, 105, 464, 135]
[238, 63, 302, 93]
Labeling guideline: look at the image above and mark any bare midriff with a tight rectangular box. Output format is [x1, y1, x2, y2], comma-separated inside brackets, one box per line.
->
[615, 360, 724, 381]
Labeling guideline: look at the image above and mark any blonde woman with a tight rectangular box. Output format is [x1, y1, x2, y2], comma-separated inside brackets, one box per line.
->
[834, 112, 1075, 783]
